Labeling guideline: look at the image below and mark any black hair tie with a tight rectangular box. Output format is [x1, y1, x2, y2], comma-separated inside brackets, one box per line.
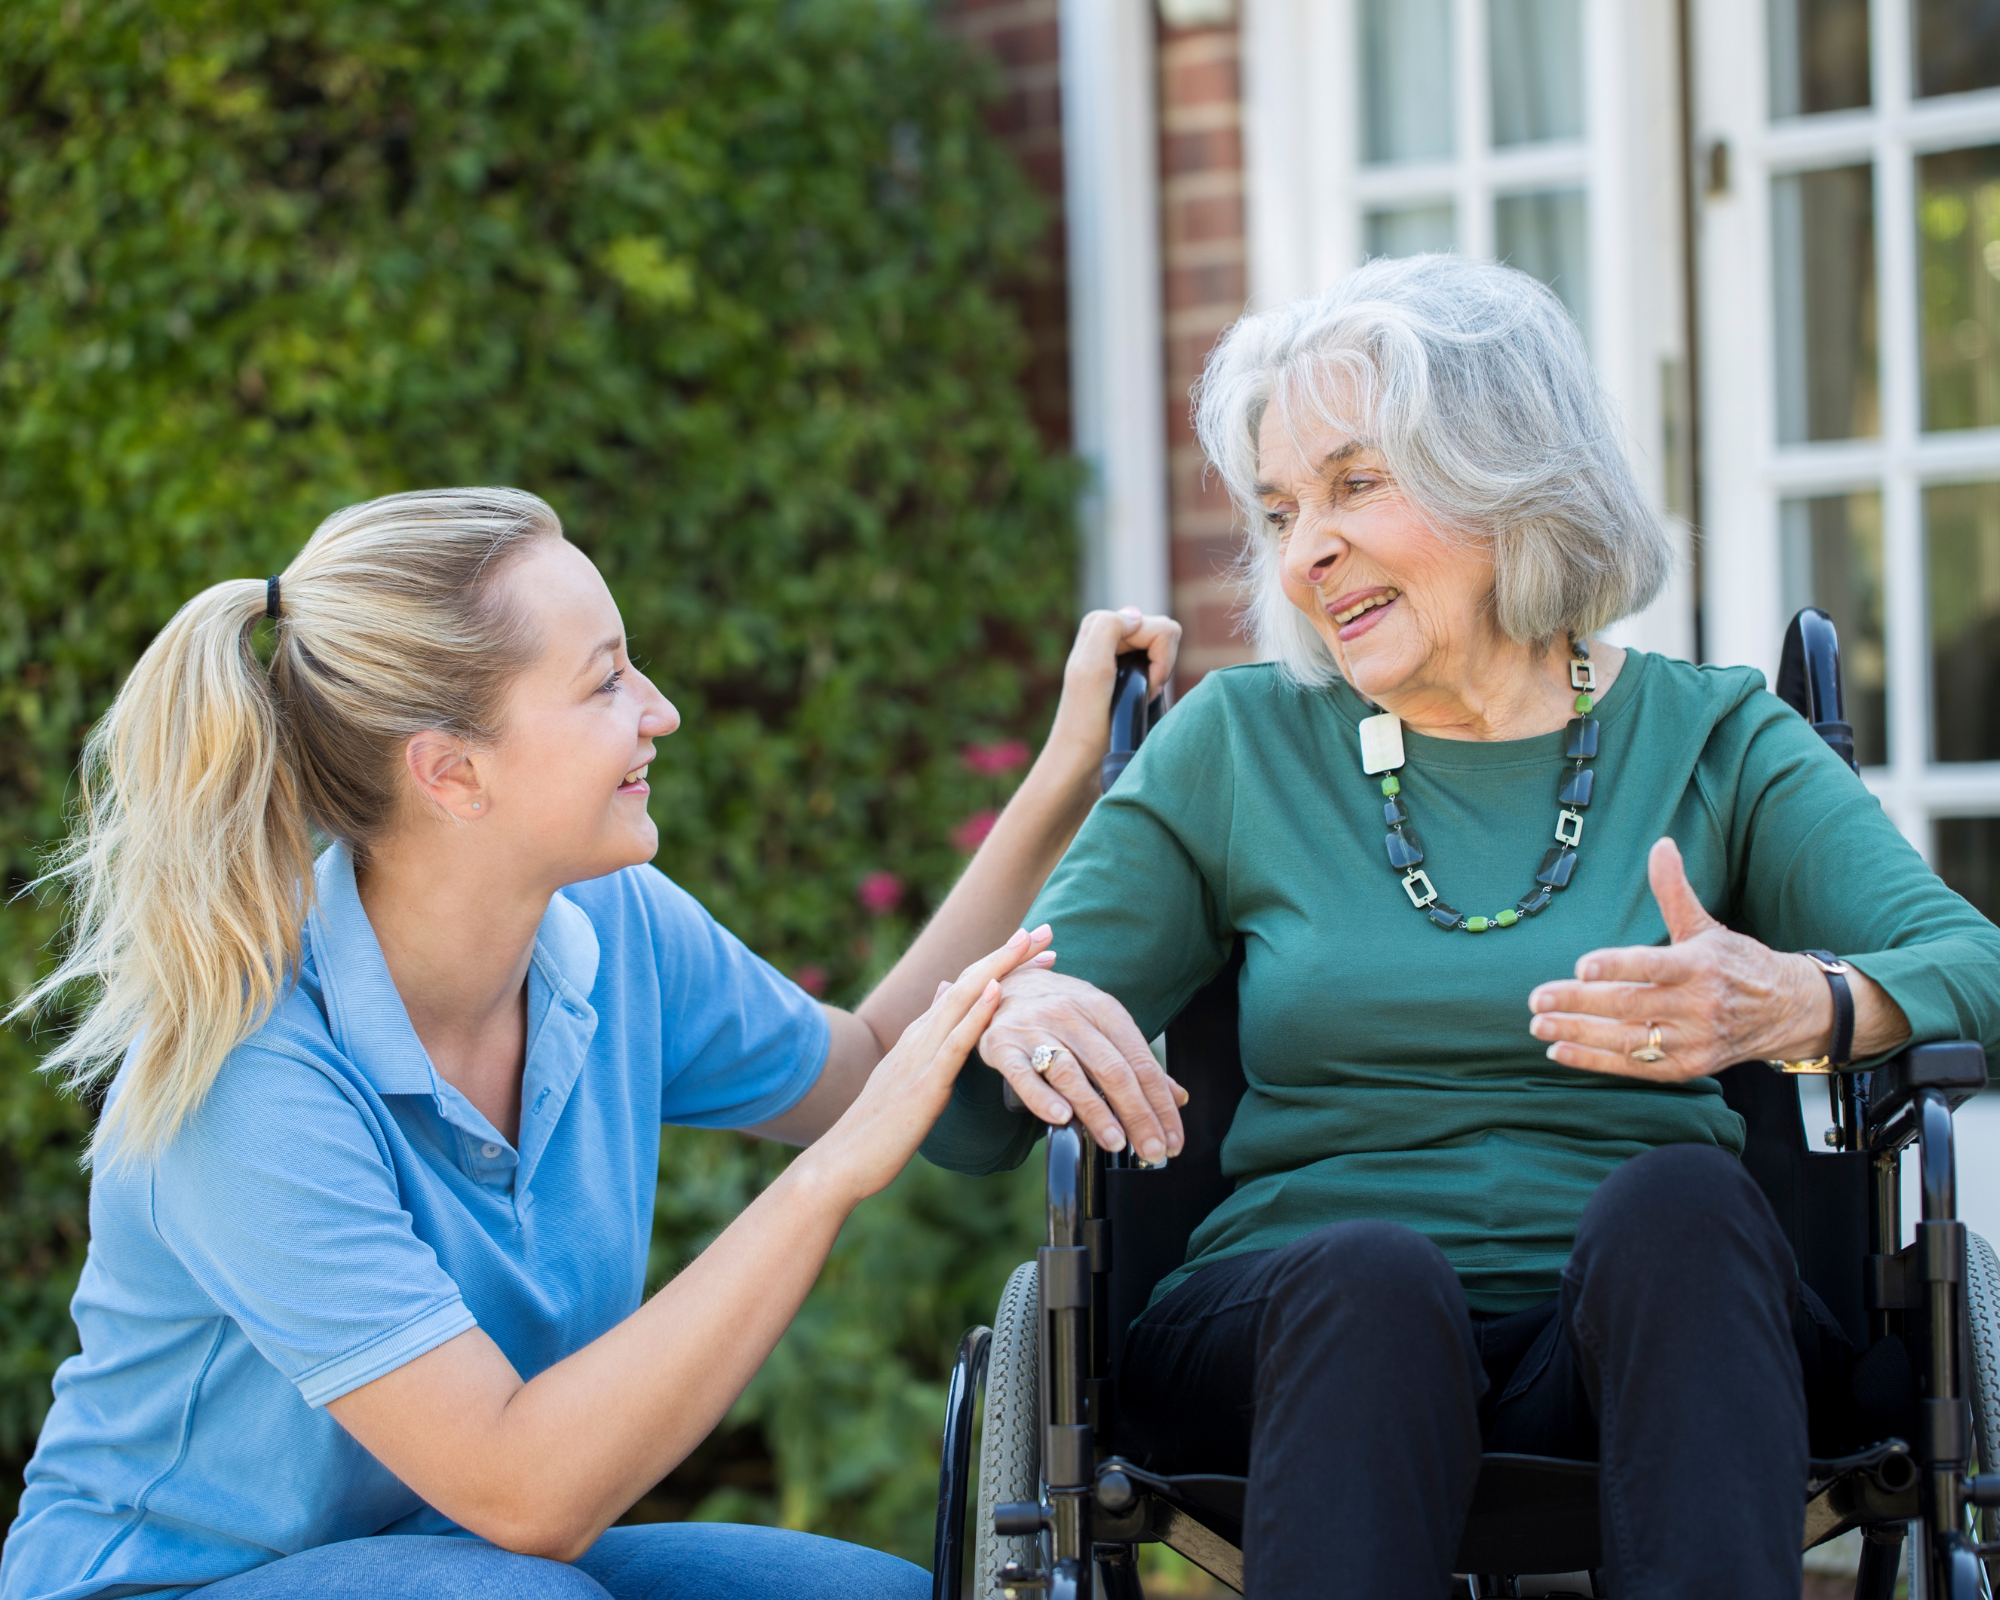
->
[265, 576, 282, 621]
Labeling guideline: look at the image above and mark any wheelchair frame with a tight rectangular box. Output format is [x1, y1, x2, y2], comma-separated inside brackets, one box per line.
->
[932, 616, 2000, 1600]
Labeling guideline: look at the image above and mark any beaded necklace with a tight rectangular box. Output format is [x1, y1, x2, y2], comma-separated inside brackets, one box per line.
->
[1362, 637, 1599, 933]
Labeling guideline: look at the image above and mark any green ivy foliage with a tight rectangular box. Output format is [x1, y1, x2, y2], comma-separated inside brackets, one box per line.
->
[0, 0, 1070, 1555]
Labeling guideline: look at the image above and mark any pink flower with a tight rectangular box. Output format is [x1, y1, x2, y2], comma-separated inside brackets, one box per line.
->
[962, 739, 1031, 776]
[857, 871, 905, 916]
[951, 809, 999, 852]
[793, 964, 827, 997]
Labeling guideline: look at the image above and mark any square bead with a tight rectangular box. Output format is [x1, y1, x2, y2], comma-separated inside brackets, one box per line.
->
[1558, 766, 1594, 808]
[1495, 908, 1520, 927]
[1564, 717, 1599, 760]
[1380, 774, 1400, 797]
[1383, 796, 1408, 827]
[1426, 902, 1464, 930]
[1535, 846, 1578, 888]
[1515, 886, 1554, 917]
[1359, 711, 1405, 775]
[1385, 827, 1425, 869]
[1466, 915, 1490, 933]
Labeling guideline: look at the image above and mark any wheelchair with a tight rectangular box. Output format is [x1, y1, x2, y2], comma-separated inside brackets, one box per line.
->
[930, 611, 2000, 1600]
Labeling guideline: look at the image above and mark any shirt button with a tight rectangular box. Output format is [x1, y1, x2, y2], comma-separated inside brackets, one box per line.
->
[481, 1143, 502, 1159]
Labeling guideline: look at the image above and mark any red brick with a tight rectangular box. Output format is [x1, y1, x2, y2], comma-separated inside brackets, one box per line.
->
[1172, 453, 1234, 510]
[1167, 54, 1240, 107]
[986, 18, 1060, 70]
[1168, 328, 1227, 380]
[1172, 533, 1243, 583]
[1191, 601, 1242, 645]
[1161, 126, 1243, 176]
[1017, 149, 1066, 196]
[1166, 192, 1243, 246]
[1164, 261, 1247, 312]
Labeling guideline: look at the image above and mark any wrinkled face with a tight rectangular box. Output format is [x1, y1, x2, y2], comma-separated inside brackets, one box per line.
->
[472, 539, 679, 887]
[1256, 401, 1495, 705]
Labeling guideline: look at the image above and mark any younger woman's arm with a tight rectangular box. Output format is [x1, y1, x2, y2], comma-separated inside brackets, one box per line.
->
[751, 608, 1182, 1150]
[327, 930, 1043, 1561]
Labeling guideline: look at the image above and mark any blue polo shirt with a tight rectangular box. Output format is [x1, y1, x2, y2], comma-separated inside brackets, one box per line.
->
[2, 845, 829, 1600]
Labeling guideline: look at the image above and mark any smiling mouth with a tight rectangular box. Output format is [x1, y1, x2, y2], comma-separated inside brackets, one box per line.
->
[620, 765, 649, 788]
[1331, 588, 1400, 625]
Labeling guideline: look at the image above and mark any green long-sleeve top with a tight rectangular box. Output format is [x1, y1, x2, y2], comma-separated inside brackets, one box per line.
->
[920, 651, 2000, 1313]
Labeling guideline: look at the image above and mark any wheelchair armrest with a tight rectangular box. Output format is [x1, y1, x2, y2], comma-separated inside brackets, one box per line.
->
[1862, 1040, 1989, 1138]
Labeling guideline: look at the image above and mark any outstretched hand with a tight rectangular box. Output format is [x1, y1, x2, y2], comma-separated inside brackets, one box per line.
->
[1526, 837, 1837, 1082]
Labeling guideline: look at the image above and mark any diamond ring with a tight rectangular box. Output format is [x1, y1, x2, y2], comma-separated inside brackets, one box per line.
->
[1630, 1023, 1667, 1064]
[1030, 1044, 1064, 1075]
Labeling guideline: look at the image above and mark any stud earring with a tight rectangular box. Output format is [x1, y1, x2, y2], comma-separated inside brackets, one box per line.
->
[472, 802, 481, 810]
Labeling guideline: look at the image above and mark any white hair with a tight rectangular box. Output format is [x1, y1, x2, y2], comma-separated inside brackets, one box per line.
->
[1193, 254, 1672, 688]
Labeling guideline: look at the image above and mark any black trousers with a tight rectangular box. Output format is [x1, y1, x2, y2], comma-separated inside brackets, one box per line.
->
[1117, 1145, 1855, 1599]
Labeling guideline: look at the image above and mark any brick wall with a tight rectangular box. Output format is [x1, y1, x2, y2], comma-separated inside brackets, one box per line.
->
[944, 1, 1258, 689]
[1157, 16, 1255, 691]
[937, 0, 1072, 451]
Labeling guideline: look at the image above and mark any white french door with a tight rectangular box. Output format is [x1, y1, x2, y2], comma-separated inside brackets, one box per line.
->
[1242, 0, 1697, 656]
[1696, 0, 2000, 913]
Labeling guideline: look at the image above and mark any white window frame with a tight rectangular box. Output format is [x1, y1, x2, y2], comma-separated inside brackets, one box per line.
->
[1240, 0, 1696, 659]
[1693, 0, 2000, 855]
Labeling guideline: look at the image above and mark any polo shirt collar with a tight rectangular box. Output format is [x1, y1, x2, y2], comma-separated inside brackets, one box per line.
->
[305, 844, 603, 1124]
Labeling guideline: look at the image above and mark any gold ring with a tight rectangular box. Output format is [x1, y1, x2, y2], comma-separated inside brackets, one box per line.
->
[1630, 1024, 1667, 1064]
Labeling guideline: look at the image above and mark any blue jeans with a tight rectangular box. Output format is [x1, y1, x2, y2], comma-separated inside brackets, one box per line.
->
[196, 1523, 931, 1599]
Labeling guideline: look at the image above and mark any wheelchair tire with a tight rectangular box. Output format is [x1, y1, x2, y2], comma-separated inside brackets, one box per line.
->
[974, 1259, 1041, 1600]
[1970, 1230, 2000, 1544]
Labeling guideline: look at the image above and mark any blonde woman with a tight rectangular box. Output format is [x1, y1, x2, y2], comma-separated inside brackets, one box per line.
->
[0, 489, 1179, 1600]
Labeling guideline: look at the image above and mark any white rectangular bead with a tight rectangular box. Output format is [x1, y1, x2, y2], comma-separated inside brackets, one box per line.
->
[1359, 712, 1405, 775]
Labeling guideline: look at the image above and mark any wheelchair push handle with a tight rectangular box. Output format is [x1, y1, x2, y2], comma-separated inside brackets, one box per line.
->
[1100, 651, 1159, 796]
[1777, 606, 1859, 774]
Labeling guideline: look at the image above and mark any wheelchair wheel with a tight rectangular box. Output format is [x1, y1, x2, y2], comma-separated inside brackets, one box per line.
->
[974, 1259, 1041, 1600]
[1970, 1230, 2000, 1547]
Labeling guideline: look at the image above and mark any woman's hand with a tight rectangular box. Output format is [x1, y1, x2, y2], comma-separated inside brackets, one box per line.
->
[978, 967, 1187, 1162]
[805, 927, 1055, 1202]
[843, 606, 1177, 1057]
[1527, 837, 1910, 1081]
[1040, 607, 1182, 782]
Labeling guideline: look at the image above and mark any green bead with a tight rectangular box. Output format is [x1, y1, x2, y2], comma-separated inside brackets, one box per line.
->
[1380, 774, 1400, 796]
[1465, 915, 1490, 933]
[1496, 909, 1519, 927]
[1574, 691, 1594, 714]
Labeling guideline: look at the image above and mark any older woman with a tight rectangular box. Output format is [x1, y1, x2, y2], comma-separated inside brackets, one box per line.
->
[920, 254, 2000, 1597]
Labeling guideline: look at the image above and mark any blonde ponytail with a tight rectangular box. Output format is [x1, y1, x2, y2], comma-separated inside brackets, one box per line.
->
[9, 488, 560, 1165]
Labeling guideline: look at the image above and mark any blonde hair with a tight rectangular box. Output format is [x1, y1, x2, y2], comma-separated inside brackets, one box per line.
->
[8, 487, 560, 1165]
[1193, 254, 1671, 688]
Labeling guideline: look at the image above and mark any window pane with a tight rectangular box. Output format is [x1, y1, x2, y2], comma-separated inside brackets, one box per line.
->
[1363, 0, 1454, 164]
[1920, 146, 2000, 432]
[1496, 189, 1589, 334]
[1490, 0, 1584, 146]
[1926, 481, 2000, 762]
[1780, 492, 1888, 765]
[1916, 0, 2000, 98]
[1773, 165, 1879, 443]
[1935, 817, 2000, 920]
[1767, 0, 1870, 117]
[1365, 204, 1456, 258]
